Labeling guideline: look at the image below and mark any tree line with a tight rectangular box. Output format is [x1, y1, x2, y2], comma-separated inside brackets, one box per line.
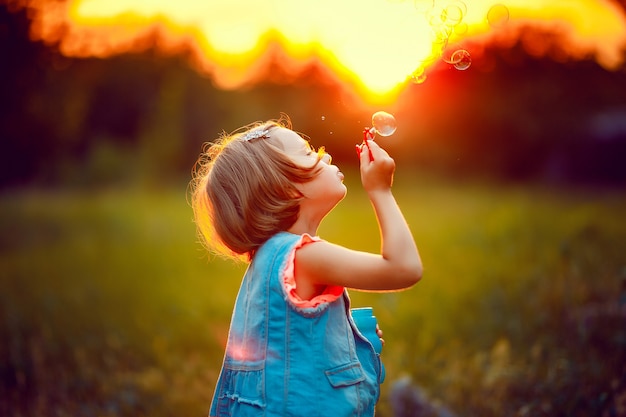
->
[1, 3, 625, 188]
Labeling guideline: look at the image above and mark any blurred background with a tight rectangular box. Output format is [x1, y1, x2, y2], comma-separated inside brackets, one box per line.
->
[1, 0, 625, 416]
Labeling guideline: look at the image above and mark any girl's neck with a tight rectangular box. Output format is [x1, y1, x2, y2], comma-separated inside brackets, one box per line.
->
[287, 217, 320, 237]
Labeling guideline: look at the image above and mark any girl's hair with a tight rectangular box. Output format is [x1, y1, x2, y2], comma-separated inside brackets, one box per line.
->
[190, 115, 324, 261]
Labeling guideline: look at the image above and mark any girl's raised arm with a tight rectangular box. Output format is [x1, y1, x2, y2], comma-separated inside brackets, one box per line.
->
[294, 140, 422, 293]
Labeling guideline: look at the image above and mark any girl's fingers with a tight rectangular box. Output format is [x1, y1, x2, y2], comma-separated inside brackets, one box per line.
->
[366, 140, 390, 159]
[357, 140, 391, 164]
[376, 324, 385, 346]
[358, 141, 371, 164]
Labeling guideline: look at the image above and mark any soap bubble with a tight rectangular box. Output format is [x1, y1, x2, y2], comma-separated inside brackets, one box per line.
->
[427, 5, 446, 27]
[449, 0, 467, 16]
[371, 111, 397, 137]
[487, 4, 510, 28]
[451, 49, 471, 70]
[428, 1, 466, 28]
[405, 0, 473, 85]
[442, 46, 460, 64]
[441, 4, 464, 26]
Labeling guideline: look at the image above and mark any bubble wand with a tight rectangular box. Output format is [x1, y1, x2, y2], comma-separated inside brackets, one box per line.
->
[362, 111, 397, 160]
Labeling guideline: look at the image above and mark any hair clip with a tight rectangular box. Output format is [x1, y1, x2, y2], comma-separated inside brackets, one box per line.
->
[241, 128, 270, 142]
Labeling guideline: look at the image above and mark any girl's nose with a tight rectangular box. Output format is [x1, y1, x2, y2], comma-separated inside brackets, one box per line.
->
[322, 153, 332, 164]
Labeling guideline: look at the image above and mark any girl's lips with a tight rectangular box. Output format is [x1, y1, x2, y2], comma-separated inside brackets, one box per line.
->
[338, 170, 345, 181]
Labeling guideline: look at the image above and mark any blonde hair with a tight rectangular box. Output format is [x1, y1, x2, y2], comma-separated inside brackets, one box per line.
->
[190, 116, 324, 261]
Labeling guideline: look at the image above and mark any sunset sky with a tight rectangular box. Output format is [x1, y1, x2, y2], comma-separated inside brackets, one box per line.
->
[23, 0, 626, 102]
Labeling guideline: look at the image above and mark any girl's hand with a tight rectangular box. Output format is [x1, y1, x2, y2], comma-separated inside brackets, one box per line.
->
[357, 140, 396, 195]
[292, 139, 421, 293]
[376, 324, 385, 348]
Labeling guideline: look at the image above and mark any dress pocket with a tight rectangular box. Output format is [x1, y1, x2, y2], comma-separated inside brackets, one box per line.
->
[214, 361, 266, 416]
[324, 361, 366, 387]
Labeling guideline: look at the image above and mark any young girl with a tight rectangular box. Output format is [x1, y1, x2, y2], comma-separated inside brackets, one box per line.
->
[190, 115, 422, 417]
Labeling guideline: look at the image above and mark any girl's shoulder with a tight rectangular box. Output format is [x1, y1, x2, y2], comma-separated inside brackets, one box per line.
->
[282, 233, 343, 310]
[264, 231, 321, 250]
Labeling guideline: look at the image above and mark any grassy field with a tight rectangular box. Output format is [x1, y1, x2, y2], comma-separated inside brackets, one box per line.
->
[1, 173, 625, 416]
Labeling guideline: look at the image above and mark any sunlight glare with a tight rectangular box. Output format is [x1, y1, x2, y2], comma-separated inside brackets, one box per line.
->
[19, 0, 625, 101]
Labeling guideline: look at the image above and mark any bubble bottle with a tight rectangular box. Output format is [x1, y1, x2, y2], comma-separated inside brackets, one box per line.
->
[350, 307, 386, 383]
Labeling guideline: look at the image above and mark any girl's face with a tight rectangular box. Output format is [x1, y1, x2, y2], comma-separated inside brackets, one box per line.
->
[273, 128, 347, 218]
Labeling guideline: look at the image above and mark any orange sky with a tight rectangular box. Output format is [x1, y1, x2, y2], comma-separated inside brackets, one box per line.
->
[23, 0, 626, 102]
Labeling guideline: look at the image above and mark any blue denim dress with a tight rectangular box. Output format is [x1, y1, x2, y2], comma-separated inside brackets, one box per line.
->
[209, 232, 382, 417]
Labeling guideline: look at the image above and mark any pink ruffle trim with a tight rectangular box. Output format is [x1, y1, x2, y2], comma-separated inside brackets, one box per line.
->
[283, 234, 344, 309]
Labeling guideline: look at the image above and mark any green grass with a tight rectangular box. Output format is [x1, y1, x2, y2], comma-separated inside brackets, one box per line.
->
[1, 175, 625, 416]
